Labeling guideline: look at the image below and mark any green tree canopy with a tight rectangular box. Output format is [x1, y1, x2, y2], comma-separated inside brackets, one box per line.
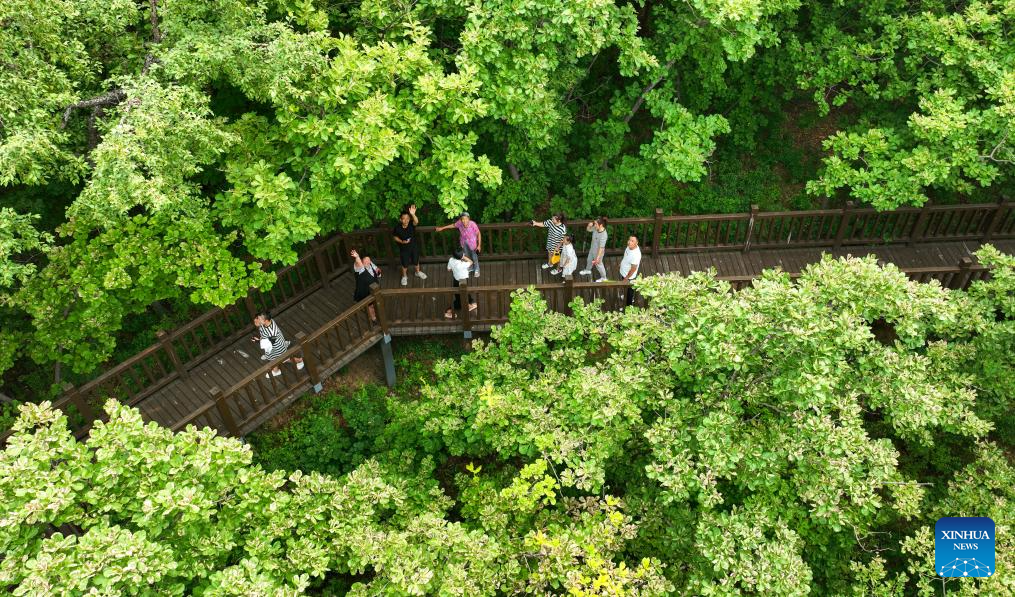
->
[796, 0, 1014, 208]
[6, 251, 1011, 594]
[394, 250, 1014, 594]
[1, 0, 1012, 384]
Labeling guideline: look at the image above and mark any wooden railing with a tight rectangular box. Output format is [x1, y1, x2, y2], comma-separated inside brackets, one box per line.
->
[2, 256, 998, 442]
[171, 296, 381, 434]
[9, 199, 1009, 442]
[168, 255, 995, 437]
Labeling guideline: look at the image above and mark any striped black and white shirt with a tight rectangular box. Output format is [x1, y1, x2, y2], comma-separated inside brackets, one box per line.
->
[258, 319, 291, 360]
[543, 219, 567, 251]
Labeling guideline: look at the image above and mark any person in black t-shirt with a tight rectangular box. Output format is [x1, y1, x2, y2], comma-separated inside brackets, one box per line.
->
[392, 204, 427, 286]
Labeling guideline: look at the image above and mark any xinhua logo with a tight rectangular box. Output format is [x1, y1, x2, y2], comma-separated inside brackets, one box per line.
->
[935, 517, 995, 578]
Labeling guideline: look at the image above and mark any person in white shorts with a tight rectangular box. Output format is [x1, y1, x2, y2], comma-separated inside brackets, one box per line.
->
[619, 236, 641, 306]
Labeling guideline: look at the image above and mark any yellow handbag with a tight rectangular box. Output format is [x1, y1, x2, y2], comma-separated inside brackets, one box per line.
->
[550, 252, 561, 265]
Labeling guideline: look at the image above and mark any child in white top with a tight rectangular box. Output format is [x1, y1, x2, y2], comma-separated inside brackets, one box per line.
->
[559, 236, 577, 278]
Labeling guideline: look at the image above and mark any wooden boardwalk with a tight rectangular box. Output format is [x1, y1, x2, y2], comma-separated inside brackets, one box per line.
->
[140, 238, 1013, 435]
[16, 201, 1014, 443]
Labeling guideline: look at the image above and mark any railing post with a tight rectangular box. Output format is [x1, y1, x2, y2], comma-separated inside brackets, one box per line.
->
[907, 201, 932, 246]
[367, 282, 398, 387]
[337, 234, 350, 268]
[296, 332, 322, 393]
[61, 382, 96, 427]
[564, 275, 575, 315]
[156, 330, 189, 380]
[369, 283, 389, 336]
[460, 281, 472, 339]
[833, 201, 855, 249]
[244, 291, 258, 320]
[310, 238, 331, 289]
[743, 204, 759, 253]
[955, 257, 973, 290]
[210, 386, 240, 436]
[652, 208, 664, 256]
[982, 197, 1008, 242]
[382, 229, 396, 269]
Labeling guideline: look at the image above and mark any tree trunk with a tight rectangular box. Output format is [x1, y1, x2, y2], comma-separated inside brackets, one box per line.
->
[151, 299, 171, 316]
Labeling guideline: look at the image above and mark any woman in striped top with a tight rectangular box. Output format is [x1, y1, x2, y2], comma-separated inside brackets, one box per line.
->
[531, 213, 567, 275]
[252, 311, 304, 378]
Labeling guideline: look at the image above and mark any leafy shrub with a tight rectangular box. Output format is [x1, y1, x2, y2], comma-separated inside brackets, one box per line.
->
[249, 385, 389, 476]
[0, 400, 20, 434]
[677, 158, 785, 214]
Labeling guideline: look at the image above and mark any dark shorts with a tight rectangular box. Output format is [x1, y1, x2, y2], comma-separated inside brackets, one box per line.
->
[399, 243, 419, 267]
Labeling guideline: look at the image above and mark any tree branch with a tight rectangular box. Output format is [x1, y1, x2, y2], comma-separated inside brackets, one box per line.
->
[61, 1, 160, 131]
[149, 0, 162, 43]
[980, 132, 1013, 165]
[61, 89, 126, 128]
[624, 58, 676, 125]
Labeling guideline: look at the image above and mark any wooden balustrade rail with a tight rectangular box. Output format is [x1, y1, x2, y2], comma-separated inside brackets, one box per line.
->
[6, 200, 1010, 443]
[155, 257, 997, 438]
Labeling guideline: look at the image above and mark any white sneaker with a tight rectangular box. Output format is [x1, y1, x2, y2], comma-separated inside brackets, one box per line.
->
[473, 271, 480, 278]
[415, 271, 427, 280]
[400, 275, 408, 286]
[541, 263, 551, 269]
[578, 269, 591, 276]
[596, 277, 607, 283]
[550, 268, 561, 275]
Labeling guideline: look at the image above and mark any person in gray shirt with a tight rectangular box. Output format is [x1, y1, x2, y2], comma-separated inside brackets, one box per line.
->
[579, 216, 608, 281]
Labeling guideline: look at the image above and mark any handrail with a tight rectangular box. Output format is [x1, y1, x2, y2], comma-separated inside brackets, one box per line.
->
[303, 296, 377, 346]
[4, 253, 1001, 445]
[35, 199, 1010, 440]
[176, 297, 381, 435]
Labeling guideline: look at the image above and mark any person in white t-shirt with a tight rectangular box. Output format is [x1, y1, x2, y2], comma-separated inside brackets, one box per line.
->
[619, 236, 642, 306]
[559, 235, 578, 279]
[445, 248, 477, 319]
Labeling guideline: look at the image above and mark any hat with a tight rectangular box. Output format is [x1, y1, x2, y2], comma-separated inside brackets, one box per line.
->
[460, 211, 470, 218]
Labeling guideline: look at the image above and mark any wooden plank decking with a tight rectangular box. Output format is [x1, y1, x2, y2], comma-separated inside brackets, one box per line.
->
[7, 200, 1011, 446]
[134, 238, 1014, 436]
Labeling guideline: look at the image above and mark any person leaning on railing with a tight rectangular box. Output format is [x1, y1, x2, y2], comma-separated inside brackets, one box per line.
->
[620, 236, 642, 307]
[531, 213, 567, 275]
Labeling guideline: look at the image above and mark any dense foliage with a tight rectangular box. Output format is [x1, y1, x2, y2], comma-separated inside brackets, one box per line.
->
[1, 0, 1013, 388]
[3, 252, 1012, 595]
